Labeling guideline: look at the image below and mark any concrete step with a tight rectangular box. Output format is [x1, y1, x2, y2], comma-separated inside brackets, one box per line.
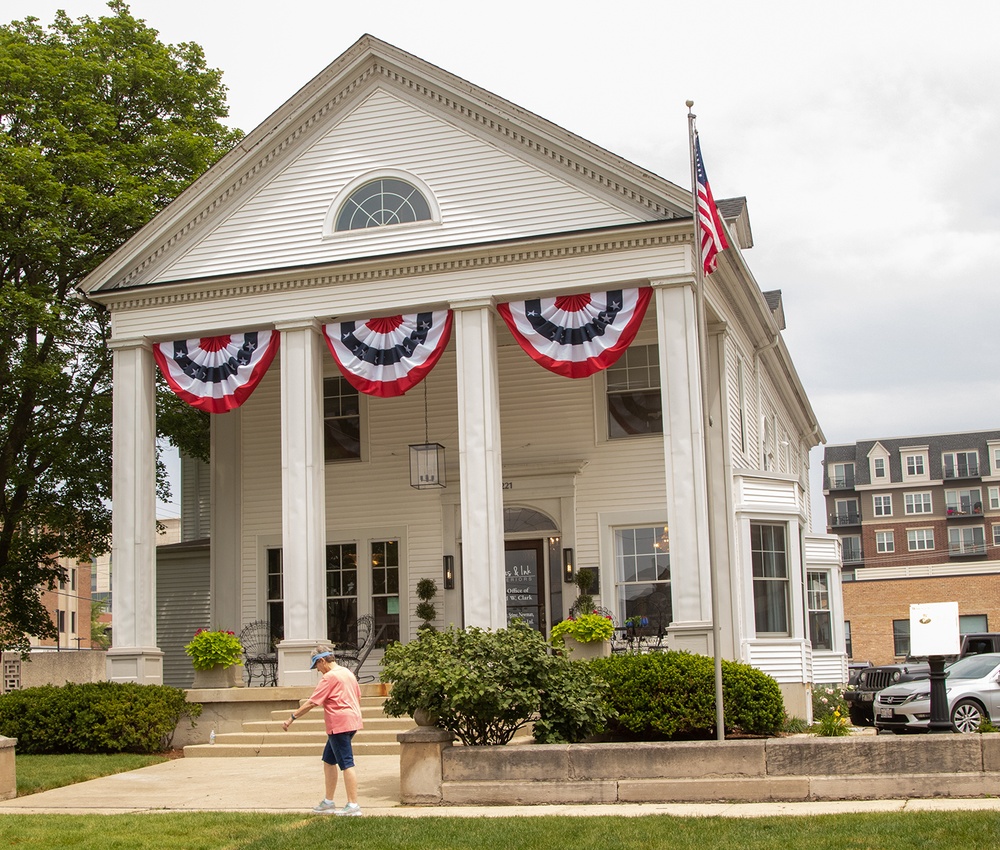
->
[184, 740, 403, 758]
[248, 718, 411, 734]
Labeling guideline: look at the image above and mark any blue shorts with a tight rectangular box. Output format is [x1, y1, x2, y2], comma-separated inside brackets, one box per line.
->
[322, 730, 356, 770]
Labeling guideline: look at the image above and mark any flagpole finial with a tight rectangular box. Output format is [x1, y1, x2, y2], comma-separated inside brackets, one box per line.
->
[685, 100, 694, 108]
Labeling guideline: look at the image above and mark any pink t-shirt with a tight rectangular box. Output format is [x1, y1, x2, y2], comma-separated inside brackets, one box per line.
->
[308, 663, 364, 734]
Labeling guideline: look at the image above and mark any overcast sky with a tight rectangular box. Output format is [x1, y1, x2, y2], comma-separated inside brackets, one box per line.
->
[9, 1, 998, 530]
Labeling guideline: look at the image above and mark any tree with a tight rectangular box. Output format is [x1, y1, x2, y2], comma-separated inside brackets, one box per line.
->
[0, 1, 241, 655]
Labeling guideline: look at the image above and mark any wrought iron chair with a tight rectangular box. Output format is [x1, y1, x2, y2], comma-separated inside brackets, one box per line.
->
[240, 620, 278, 687]
[334, 614, 385, 683]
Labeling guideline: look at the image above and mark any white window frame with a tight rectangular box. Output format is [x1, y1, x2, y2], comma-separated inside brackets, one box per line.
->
[945, 488, 982, 516]
[872, 457, 886, 479]
[807, 570, 833, 651]
[989, 487, 1000, 511]
[831, 462, 855, 489]
[876, 530, 894, 553]
[750, 522, 790, 637]
[949, 525, 986, 556]
[603, 343, 662, 441]
[943, 450, 980, 479]
[873, 494, 892, 517]
[907, 528, 934, 551]
[905, 455, 925, 476]
[904, 492, 932, 515]
[993, 524, 1000, 548]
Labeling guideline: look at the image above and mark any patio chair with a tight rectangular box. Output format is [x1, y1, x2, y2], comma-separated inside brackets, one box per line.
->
[334, 614, 385, 683]
[240, 620, 278, 687]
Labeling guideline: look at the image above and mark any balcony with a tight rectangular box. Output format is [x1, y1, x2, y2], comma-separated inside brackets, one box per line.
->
[827, 475, 856, 490]
[949, 541, 987, 558]
[829, 512, 861, 528]
[841, 547, 864, 565]
[945, 502, 983, 519]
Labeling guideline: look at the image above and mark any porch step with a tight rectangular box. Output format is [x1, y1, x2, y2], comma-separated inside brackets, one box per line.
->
[184, 692, 415, 758]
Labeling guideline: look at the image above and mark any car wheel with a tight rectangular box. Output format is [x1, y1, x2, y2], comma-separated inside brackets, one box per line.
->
[951, 698, 985, 733]
[849, 706, 871, 727]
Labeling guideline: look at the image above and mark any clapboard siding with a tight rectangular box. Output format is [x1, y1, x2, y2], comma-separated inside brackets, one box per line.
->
[159, 90, 641, 282]
[744, 640, 810, 684]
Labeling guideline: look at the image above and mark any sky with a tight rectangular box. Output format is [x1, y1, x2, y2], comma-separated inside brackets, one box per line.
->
[8, 1, 998, 530]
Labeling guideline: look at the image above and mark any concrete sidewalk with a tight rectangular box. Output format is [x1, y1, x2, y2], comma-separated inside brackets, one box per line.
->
[3, 755, 1000, 817]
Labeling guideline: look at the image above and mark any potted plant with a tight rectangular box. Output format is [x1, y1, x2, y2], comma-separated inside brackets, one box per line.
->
[184, 628, 245, 688]
[415, 578, 438, 632]
[550, 612, 615, 660]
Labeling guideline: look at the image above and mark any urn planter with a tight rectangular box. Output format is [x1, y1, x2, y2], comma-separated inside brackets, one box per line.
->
[563, 637, 611, 660]
[191, 664, 244, 689]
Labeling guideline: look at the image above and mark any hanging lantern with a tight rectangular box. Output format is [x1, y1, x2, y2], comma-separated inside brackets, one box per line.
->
[409, 379, 446, 489]
[409, 442, 446, 489]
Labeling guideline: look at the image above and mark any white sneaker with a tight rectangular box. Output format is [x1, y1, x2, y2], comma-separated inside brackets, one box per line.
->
[312, 799, 338, 814]
[335, 803, 362, 816]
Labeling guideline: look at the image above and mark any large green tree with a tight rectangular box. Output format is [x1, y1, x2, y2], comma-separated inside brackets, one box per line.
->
[0, 2, 239, 654]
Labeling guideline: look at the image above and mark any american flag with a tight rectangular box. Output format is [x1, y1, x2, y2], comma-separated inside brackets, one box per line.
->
[694, 133, 729, 275]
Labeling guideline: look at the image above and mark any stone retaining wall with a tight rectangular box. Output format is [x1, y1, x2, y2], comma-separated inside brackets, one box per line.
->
[398, 731, 1000, 805]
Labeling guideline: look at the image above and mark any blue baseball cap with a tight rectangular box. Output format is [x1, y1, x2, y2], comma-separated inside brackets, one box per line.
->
[310, 651, 333, 669]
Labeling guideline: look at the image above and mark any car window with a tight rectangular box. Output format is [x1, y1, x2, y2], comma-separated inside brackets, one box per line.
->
[945, 654, 1000, 679]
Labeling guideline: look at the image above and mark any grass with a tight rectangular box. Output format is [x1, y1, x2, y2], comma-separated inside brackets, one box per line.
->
[14, 753, 168, 796]
[0, 811, 999, 849]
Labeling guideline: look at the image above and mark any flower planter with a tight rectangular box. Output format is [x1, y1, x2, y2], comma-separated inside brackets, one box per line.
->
[191, 664, 244, 689]
[563, 636, 611, 660]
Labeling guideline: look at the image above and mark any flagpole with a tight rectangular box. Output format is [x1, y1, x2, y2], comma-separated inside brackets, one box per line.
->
[687, 100, 725, 742]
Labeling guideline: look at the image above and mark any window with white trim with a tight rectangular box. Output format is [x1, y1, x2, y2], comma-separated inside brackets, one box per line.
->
[606, 345, 662, 439]
[614, 526, 672, 633]
[907, 529, 934, 551]
[989, 487, 1000, 510]
[993, 447, 1000, 475]
[876, 530, 894, 553]
[872, 457, 886, 479]
[943, 450, 979, 479]
[830, 462, 855, 489]
[873, 494, 892, 517]
[266, 548, 284, 643]
[324, 376, 362, 462]
[334, 178, 432, 231]
[326, 543, 358, 646]
[893, 619, 909, 656]
[993, 524, 1000, 548]
[841, 535, 862, 564]
[904, 492, 932, 514]
[945, 488, 982, 516]
[807, 571, 833, 651]
[370, 540, 401, 644]
[751, 523, 789, 635]
[949, 526, 986, 556]
[904, 454, 925, 477]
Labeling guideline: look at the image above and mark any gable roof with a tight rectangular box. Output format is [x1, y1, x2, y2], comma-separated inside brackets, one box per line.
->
[80, 35, 695, 295]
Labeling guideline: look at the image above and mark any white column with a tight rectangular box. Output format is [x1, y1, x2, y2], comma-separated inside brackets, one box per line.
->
[652, 280, 713, 653]
[106, 338, 163, 684]
[275, 319, 328, 684]
[210, 409, 242, 632]
[452, 298, 506, 628]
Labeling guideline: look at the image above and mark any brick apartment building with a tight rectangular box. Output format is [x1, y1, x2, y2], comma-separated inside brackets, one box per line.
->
[823, 429, 1000, 665]
[32, 557, 93, 651]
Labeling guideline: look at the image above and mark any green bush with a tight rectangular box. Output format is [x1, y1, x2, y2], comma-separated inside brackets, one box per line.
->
[590, 651, 784, 739]
[380, 623, 605, 745]
[0, 682, 201, 754]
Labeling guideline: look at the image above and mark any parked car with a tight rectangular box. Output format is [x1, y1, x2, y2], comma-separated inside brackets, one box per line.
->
[845, 633, 1000, 726]
[873, 652, 1000, 733]
[848, 661, 872, 686]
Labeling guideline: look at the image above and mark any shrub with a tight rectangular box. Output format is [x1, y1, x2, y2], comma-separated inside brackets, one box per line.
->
[380, 623, 605, 745]
[533, 659, 607, 744]
[813, 708, 851, 737]
[0, 682, 201, 754]
[590, 651, 784, 739]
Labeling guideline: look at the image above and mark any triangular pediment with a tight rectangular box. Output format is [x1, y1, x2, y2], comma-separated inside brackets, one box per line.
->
[81, 35, 692, 294]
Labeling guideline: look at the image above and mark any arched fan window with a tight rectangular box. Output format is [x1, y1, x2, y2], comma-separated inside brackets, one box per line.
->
[333, 175, 434, 232]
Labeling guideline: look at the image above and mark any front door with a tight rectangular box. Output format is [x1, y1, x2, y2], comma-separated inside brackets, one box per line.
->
[504, 539, 546, 633]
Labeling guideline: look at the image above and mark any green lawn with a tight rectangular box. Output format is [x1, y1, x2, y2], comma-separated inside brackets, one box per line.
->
[0, 811, 999, 850]
[14, 753, 168, 796]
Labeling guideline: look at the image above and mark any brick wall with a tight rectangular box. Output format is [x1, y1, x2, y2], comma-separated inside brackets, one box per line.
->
[843, 575, 1000, 665]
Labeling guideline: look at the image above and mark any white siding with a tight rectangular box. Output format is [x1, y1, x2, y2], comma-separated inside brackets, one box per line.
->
[744, 640, 811, 684]
[159, 89, 642, 283]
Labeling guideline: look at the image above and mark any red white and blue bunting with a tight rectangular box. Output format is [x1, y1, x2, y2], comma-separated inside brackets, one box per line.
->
[153, 331, 280, 414]
[323, 311, 453, 398]
[497, 288, 652, 378]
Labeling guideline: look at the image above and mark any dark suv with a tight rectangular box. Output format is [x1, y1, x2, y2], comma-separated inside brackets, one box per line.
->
[844, 633, 1000, 726]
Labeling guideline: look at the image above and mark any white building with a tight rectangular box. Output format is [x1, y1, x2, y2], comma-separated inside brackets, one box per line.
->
[80, 36, 843, 715]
